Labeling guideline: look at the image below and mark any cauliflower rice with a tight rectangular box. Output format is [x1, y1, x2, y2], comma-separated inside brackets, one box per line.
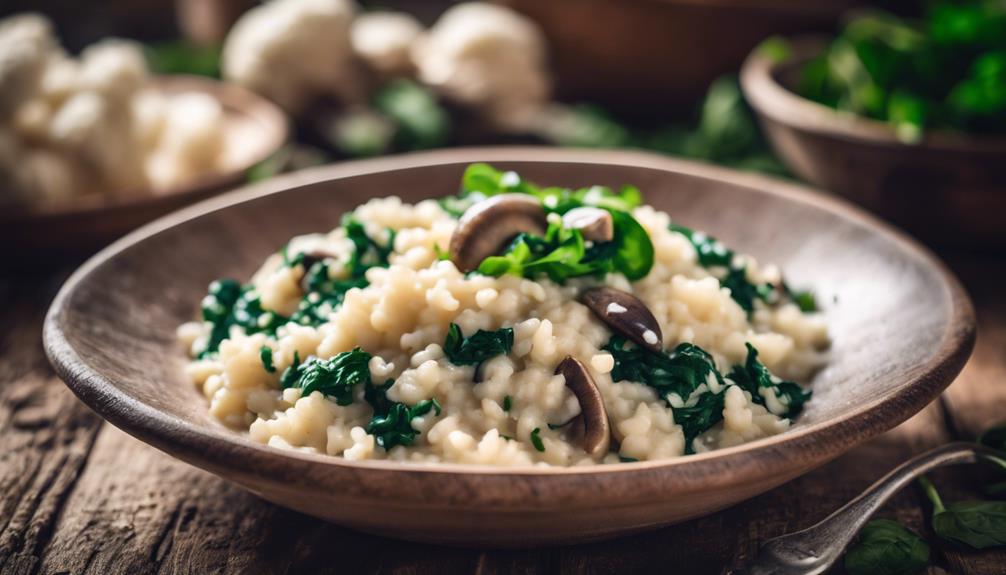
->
[179, 164, 828, 466]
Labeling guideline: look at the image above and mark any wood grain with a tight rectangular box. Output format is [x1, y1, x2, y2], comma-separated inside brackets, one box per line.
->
[42, 149, 976, 545]
[1, 250, 1004, 573]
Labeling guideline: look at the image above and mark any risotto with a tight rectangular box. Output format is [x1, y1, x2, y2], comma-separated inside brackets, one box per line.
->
[178, 163, 829, 466]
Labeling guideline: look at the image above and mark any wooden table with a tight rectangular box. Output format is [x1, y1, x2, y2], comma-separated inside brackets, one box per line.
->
[2, 251, 1004, 575]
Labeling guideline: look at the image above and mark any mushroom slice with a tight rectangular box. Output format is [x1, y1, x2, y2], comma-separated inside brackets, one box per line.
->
[556, 356, 610, 459]
[449, 193, 547, 272]
[562, 206, 613, 242]
[581, 287, 663, 353]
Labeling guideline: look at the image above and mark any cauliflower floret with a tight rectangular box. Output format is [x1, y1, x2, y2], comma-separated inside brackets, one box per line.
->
[144, 92, 226, 189]
[77, 39, 148, 102]
[351, 11, 423, 78]
[222, 0, 360, 114]
[412, 2, 550, 130]
[0, 13, 57, 119]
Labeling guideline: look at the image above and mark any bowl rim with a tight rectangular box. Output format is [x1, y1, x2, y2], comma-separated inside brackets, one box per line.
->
[740, 34, 1006, 153]
[1, 74, 289, 222]
[43, 147, 976, 492]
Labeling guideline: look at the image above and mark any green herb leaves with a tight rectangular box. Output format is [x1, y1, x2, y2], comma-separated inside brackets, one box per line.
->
[669, 222, 817, 315]
[844, 519, 930, 575]
[453, 164, 654, 282]
[260, 346, 276, 373]
[443, 323, 514, 366]
[282, 348, 372, 406]
[366, 397, 442, 450]
[604, 336, 809, 453]
[728, 343, 810, 418]
[921, 476, 1006, 550]
[530, 427, 546, 452]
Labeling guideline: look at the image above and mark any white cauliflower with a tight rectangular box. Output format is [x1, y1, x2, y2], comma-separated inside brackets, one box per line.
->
[412, 2, 550, 130]
[222, 0, 360, 114]
[144, 92, 227, 190]
[351, 11, 423, 79]
[77, 39, 148, 102]
[0, 13, 57, 119]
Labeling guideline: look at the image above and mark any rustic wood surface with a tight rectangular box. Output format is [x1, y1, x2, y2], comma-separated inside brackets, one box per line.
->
[2, 248, 1004, 575]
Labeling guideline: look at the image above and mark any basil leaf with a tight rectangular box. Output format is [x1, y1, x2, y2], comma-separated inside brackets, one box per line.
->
[443, 323, 514, 366]
[844, 519, 930, 575]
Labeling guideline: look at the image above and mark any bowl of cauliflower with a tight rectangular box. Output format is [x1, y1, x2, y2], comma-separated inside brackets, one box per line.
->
[0, 13, 288, 258]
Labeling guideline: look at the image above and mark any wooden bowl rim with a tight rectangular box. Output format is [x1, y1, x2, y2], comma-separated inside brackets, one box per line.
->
[740, 35, 1006, 153]
[43, 148, 975, 499]
[1, 74, 289, 222]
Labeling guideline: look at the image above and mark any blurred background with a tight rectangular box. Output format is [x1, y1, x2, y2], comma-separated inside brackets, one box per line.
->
[1, 0, 1003, 259]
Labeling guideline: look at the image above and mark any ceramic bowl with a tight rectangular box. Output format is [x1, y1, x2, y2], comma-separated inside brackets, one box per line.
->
[741, 36, 1006, 248]
[44, 148, 975, 547]
[3, 75, 287, 261]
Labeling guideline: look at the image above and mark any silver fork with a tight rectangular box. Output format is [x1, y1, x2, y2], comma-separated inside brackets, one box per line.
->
[739, 441, 1003, 575]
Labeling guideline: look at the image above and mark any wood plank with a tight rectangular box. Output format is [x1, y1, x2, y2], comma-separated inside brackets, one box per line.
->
[0, 275, 105, 575]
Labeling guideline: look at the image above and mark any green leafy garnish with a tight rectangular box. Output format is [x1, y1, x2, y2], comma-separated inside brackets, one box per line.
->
[605, 336, 808, 453]
[844, 519, 930, 575]
[728, 343, 811, 417]
[456, 164, 653, 282]
[144, 41, 221, 78]
[199, 279, 287, 357]
[279, 351, 301, 389]
[373, 80, 450, 150]
[530, 428, 546, 452]
[260, 346, 276, 373]
[799, 5, 1006, 138]
[366, 396, 442, 450]
[443, 323, 514, 366]
[669, 224, 732, 268]
[502, 395, 512, 412]
[284, 348, 372, 406]
[921, 476, 1006, 549]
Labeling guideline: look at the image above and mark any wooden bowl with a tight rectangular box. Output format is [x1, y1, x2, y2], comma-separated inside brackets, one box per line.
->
[43, 148, 975, 547]
[741, 36, 1006, 249]
[3, 75, 288, 262]
[500, 0, 866, 122]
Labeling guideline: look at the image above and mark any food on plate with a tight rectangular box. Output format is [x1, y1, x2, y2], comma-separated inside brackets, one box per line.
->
[0, 13, 234, 208]
[178, 163, 828, 466]
[798, 4, 1006, 141]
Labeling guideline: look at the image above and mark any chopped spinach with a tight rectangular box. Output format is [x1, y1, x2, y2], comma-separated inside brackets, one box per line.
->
[284, 348, 372, 405]
[530, 427, 546, 452]
[783, 281, 819, 313]
[844, 519, 930, 575]
[720, 266, 774, 314]
[260, 346, 276, 373]
[502, 395, 512, 412]
[279, 351, 301, 389]
[198, 279, 287, 357]
[921, 476, 1006, 549]
[728, 343, 810, 419]
[443, 323, 514, 366]
[366, 397, 442, 450]
[605, 336, 808, 453]
[669, 224, 732, 268]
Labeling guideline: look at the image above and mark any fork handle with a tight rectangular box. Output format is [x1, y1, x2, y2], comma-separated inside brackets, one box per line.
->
[744, 442, 1001, 575]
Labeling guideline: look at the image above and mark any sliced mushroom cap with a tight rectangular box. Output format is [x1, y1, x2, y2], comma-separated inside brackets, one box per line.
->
[562, 206, 613, 242]
[581, 287, 663, 352]
[449, 193, 547, 272]
[555, 356, 610, 459]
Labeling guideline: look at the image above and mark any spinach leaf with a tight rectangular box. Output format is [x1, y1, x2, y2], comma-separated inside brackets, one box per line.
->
[844, 519, 930, 575]
[366, 397, 442, 450]
[673, 392, 727, 454]
[372, 80, 450, 150]
[783, 281, 819, 313]
[921, 476, 1006, 549]
[530, 427, 546, 452]
[279, 351, 301, 390]
[260, 346, 276, 373]
[720, 266, 774, 314]
[610, 209, 655, 281]
[285, 348, 372, 406]
[443, 323, 514, 366]
[199, 279, 288, 357]
[728, 343, 810, 419]
[669, 224, 733, 268]
[502, 395, 512, 412]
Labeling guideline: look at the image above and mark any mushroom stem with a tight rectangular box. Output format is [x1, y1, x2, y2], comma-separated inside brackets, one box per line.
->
[562, 206, 613, 242]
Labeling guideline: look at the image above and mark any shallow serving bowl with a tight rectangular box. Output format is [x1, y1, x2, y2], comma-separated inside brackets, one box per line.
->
[44, 148, 975, 547]
[3, 75, 287, 261]
[741, 36, 1006, 249]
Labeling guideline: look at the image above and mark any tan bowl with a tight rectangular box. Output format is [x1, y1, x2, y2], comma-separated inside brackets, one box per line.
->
[741, 36, 1006, 248]
[44, 148, 975, 547]
[3, 75, 288, 261]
